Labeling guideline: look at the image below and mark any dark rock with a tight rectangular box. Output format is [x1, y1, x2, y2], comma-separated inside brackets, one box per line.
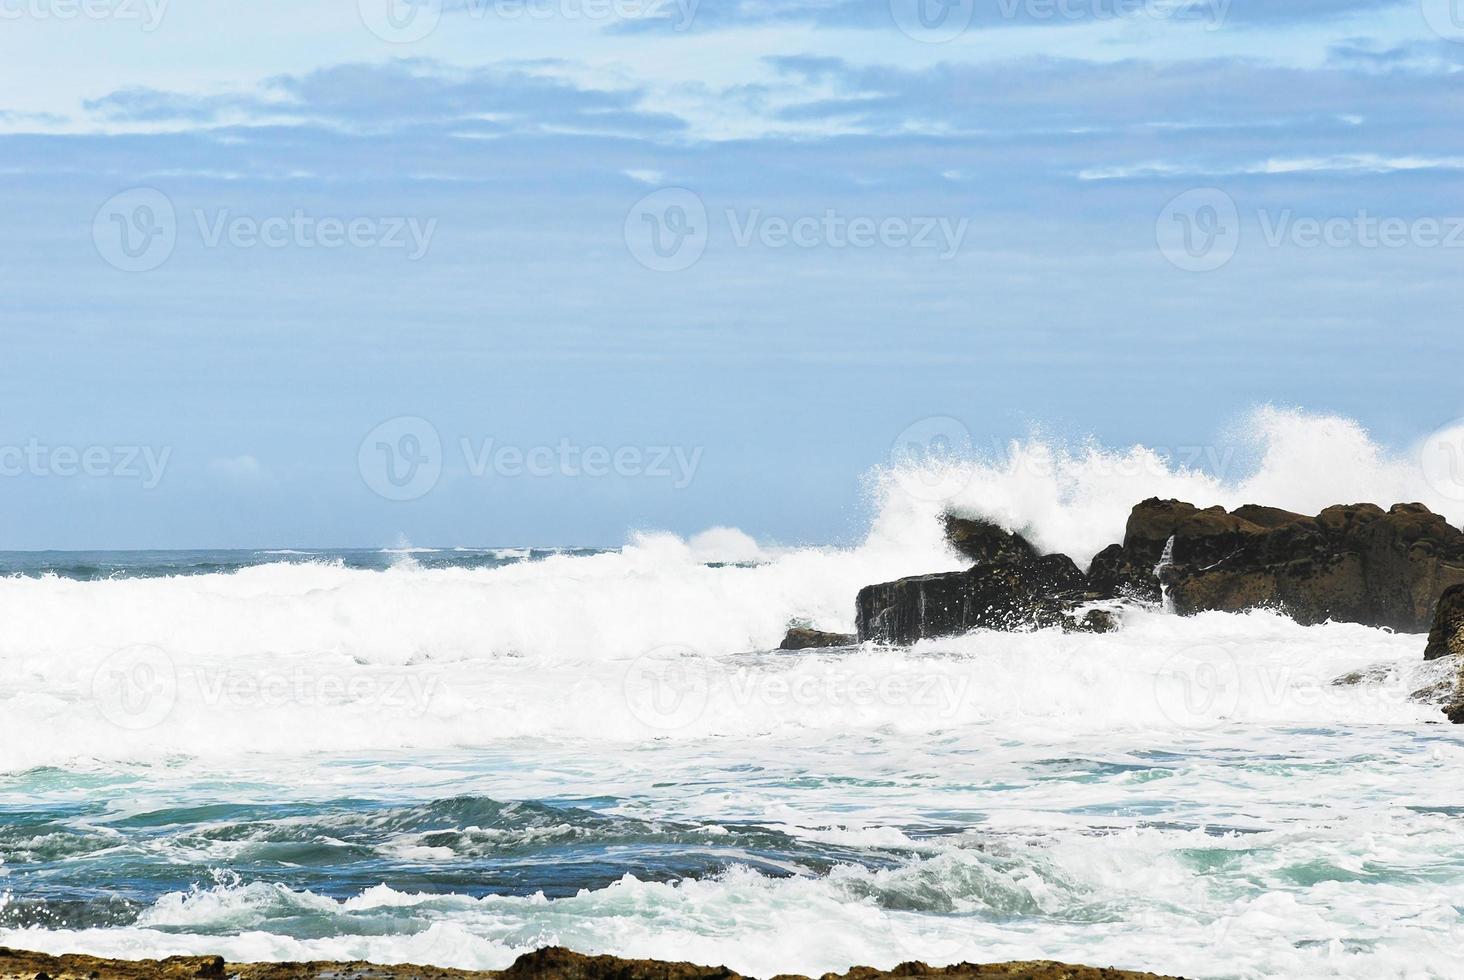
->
[1089, 499, 1464, 632]
[779, 627, 857, 650]
[1084, 498, 1237, 603]
[1078, 609, 1119, 634]
[856, 516, 1128, 643]
[1230, 504, 1308, 529]
[1084, 543, 1160, 603]
[856, 553, 1092, 644]
[1426, 583, 1464, 660]
[942, 515, 1038, 564]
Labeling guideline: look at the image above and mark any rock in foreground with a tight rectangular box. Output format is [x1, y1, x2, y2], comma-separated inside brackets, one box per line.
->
[780, 627, 858, 650]
[0, 945, 1186, 980]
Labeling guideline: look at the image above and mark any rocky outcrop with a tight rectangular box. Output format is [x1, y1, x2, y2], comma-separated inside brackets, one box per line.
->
[779, 627, 857, 650]
[856, 540, 1106, 644]
[855, 499, 1464, 646]
[1426, 583, 1464, 660]
[942, 515, 1039, 565]
[1089, 499, 1464, 632]
[1424, 585, 1464, 723]
[0, 946, 1185, 980]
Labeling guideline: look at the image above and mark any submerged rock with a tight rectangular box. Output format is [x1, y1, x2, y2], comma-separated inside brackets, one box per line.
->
[779, 627, 857, 650]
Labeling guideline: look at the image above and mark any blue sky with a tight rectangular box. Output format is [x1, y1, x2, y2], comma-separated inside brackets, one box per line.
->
[2, 0, 1463, 549]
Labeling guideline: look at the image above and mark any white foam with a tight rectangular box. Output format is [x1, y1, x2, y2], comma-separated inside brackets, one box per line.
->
[0, 407, 1455, 773]
[884, 406, 1464, 566]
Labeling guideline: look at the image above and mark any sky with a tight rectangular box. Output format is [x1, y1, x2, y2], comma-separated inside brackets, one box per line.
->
[2, 0, 1463, 549]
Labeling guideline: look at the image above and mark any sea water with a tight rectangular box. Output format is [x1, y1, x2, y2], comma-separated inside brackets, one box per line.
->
[1, 409, 1462, 979]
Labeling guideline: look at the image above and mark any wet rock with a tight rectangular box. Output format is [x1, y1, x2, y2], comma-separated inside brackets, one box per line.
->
[856, 553, 1091, 645]
[0, 946, 1183, 980]
[1425, 583, 1464, 660]
[942, 515, 1038, 565]
[1090, 499, 1464, 632]
[1076, 608, 1119, 634]
[779, 627, 857, 650]
[857, 517, 1130, 643]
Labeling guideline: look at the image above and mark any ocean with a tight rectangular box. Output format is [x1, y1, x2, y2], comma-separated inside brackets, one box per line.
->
[2, 410, 1463, 979]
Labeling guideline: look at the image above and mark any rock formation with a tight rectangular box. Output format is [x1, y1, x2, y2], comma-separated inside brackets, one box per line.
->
[1097, 499, 1464, 631]
[1425, 583, 1464, 660]
[857, 518, 1112, 644]
[0, 945, 1184, 980]
[779, 627, 857, 650]
[854, 501, 1464, 647]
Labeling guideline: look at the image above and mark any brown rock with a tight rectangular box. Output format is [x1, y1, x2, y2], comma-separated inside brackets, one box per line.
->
[1089, 499, 1464, 632]
[0, 947, 1185, 980]
[942, 516, 1038, 565]
[779, 627, 857, 650]
[1425, 584, 1464, 661]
